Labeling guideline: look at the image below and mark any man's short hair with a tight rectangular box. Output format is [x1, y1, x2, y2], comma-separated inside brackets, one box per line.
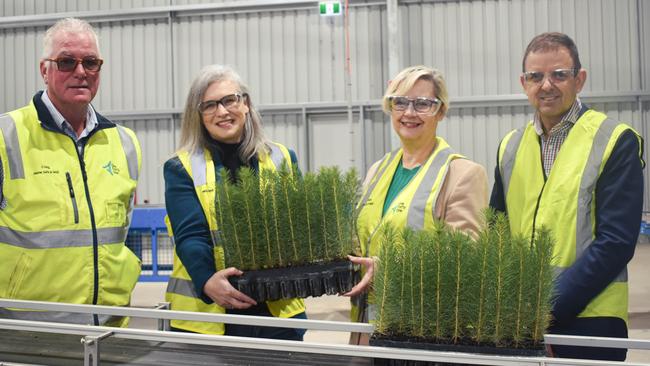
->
[42, 18, 100, 59]
[522, 32, 581, 72]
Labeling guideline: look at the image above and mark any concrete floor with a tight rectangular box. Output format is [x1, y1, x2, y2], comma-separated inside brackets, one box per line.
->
[131, 239, 650, 363]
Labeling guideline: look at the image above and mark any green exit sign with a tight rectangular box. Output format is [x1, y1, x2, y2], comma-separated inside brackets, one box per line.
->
[319, 1, 342, 16]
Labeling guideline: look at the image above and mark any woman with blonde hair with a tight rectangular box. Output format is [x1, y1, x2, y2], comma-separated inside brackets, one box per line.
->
[345, 65, 488, 342]
[163, 64, 306, 339]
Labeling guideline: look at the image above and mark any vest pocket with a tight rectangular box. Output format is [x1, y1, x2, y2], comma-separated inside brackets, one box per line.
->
[65, 172, 79, 224]
[105, 200, 126, 226]
[7, 253, 33, 299]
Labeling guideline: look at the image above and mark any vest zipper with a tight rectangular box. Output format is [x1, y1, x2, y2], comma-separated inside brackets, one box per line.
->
[65, 172, 79, 224]
[72, 140, 100, 325]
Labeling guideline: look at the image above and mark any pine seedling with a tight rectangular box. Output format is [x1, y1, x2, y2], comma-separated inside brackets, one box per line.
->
[237, 167, 260, 269]
[474, 209, 497, 344]
[218, 169, 245, 269]
[531, 227, 554, 344]
[277, 164, 300, 264]
[257, 169, 276, 268]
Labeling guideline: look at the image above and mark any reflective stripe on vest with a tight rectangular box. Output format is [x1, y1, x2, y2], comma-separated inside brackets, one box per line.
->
[0, 114, 25, 179]
[0, 307, 122, 325]
[115, 125, 139, 181]
[0, 226, 128, 249]
[167, 277, 198, 298]
[498, 128, 524, 198]
[407, 146, 455, 230]
[268, 143, 285, 169]
[357, 151, 395, 210]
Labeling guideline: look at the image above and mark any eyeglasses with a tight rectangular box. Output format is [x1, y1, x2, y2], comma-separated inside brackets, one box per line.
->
[522, 68, 577, 84]
[198, 93, 246, 115]
[45, 57, 104, 72]
[388, 96, 442, 114]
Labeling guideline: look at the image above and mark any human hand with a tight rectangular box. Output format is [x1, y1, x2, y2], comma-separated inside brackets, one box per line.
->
[203, 267, 257, 309]
[343, 255, 375, 297]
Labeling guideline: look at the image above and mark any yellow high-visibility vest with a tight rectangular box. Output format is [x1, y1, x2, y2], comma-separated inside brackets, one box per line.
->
[353, 137, 463, 321]
[165, 142, 305, 334]
[0, 99, 142, 326]
[498, 109, 642, 323]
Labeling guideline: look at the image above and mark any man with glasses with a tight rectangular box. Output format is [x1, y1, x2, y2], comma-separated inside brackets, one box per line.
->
[0, 18, 142, 326]
[490, 32, 645, 361]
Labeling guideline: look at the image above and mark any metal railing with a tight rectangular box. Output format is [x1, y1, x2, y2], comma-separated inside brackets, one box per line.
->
[0, 299, 649, 366]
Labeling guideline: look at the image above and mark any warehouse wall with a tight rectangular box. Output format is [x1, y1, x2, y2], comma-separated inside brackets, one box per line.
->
[0, 0, 648, 210]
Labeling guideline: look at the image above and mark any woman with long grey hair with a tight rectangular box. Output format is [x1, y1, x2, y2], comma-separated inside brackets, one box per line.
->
[163, 64, 306, 338]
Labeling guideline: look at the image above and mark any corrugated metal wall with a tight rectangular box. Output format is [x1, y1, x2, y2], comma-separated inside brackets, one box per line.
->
[1, 0, 648, 210]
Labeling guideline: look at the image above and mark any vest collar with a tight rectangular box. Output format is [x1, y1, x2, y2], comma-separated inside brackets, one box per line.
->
[32, 91, 116, 134]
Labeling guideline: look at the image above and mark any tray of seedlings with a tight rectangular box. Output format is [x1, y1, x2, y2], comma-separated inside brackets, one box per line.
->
[370, 211, 554, 366]
[216, 165, 361, 302]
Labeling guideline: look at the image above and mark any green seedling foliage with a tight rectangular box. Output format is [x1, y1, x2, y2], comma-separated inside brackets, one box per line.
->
[236, 168, 260, 269]
[215, 165, 360, 270]
[531, 227, 554, 344]
[214, 170, 230, 264]
[343, 168, 362, 256]
[257, 169, 276, 268]
[219, 169, 244, 269]
[372, 211, 554, 350]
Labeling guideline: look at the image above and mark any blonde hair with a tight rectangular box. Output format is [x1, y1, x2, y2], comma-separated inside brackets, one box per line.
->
[42, 18, 100, 59]
[382, 65, 449, 118]
[178, 64, 270, 161]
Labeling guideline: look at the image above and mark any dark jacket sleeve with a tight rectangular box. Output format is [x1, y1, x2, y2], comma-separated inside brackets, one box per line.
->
[164, 157, 215, 304]
[489, 141, 507, 213]
[551, 130, 644, 324]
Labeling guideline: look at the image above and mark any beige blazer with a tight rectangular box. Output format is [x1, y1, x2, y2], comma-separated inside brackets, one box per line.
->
[362, 157, 488, 237]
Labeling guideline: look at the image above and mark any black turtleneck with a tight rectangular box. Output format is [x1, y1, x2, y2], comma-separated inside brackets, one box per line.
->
[207, 139, 247, 182]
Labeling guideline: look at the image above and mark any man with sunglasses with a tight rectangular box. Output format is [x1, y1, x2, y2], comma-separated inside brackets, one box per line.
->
[490, 32, 645, 361]
[0, 18, 141, 326]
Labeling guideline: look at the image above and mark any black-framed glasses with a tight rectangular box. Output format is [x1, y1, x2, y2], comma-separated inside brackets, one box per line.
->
[45, 57, 104, 72]
[523, 68, 577, 84]
[388, 96, 442, 114]
[198, 93, 246, 115]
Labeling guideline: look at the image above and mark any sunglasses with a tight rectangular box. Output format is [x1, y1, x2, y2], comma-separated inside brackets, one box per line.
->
[198, 93, 246, 115]
[388, 96, 442, 114]
[45, 57, 104, 72]
[522, 68, 577, 84]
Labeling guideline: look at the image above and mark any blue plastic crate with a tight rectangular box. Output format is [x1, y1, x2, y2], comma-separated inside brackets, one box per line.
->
[126, 206, 172, 282]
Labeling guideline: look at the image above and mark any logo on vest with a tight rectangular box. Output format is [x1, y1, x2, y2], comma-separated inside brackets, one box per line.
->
[102, 161, 120, 175]
[390, 202, 406, 214]
[33, 164, 59, 176]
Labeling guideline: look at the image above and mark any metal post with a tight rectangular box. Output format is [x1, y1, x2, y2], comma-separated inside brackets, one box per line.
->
[156, 302, 171, 331]
[386, 0, 401, 150]
[81, 331, 113, 366]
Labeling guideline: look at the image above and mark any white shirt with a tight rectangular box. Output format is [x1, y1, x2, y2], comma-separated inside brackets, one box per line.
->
[41, 90, 99, 146]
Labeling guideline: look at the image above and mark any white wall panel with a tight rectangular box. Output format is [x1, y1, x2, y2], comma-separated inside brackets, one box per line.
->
[1, 0, 167, 17]
[0, 26, 46, 111]
[0, 0, 647, 209]
[401, 0, 641, 96]
[94, 19, 172, 112]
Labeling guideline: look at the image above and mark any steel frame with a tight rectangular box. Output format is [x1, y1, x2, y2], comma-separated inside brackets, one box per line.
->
[1, 298, 649, 366]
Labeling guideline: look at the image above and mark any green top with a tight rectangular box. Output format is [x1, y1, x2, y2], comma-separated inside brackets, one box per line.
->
[382, 159, 421, 216]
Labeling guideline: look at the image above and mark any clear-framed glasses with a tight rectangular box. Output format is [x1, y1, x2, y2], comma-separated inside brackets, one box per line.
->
[388, 96, 442, 114]
[522, 68, 577, 85]
[198, 93, 246, 115]
[44, 57, 104, 72]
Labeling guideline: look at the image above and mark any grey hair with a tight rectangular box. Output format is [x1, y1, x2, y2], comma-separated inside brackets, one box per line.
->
[178, 64, 270, 161]
[42, 18, 100, 60]
[382, 65, 450, 118]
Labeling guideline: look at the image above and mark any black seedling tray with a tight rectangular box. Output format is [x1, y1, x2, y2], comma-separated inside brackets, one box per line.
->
[229, 260, 360, 302]
[370, 334, 545, 366]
